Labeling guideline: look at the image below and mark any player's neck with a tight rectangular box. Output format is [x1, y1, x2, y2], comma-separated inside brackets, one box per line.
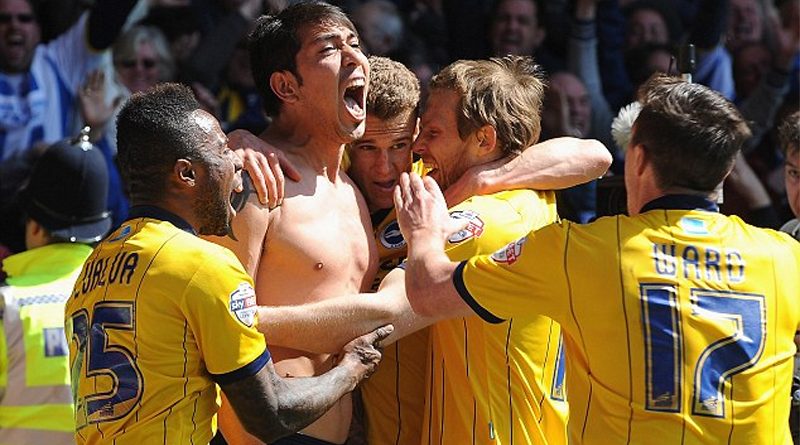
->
[134, 199, 200, 234]
[265, 118, 345, 182]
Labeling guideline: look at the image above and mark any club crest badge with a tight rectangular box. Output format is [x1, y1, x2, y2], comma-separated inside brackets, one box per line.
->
[380, 220, 406, 250]
[447, 210, 485, 244]
[491, 236, 527, 264]
[229, 282, 257, 327]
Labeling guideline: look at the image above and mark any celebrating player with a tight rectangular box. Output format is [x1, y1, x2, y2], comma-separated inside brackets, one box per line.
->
[253, 55, 614, 445]
[65, 83, 390, 445]
[396, 75, 800, 444]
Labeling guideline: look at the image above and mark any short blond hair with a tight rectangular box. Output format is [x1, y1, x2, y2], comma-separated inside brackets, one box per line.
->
[429, 55, 545, 157]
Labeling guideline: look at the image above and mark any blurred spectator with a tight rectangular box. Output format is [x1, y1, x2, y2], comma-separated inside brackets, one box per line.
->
[624, 42, 674, 90]
[487, 0, 562, 72]
[194, 36, 267, 135]
[0, 0, 146, 253]
[0, 136, 111, 445]
[352, 0, 405, 56]
[541, 72, 598, 222]
[623, 0, 681, 49]
[0, 0, 137, 161]
[726, 0, 766, 53]
[112, 25, 175, 95]
[180, 0, 264, 89]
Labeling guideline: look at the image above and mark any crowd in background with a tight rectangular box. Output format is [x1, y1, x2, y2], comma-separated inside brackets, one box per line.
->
[0, 0, 798, 261]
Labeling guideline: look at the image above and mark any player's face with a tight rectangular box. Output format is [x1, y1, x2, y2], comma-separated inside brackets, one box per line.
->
[115, 41, 162, 94]
[490, 0, 542, 56]
[348, 112, 415, 212]
[413, 88, 478, 191]
[0, 0, 40, 73]
[293, 23, 368, 143]
[786, 148, 800, 218]
[192, 110, 243, 236]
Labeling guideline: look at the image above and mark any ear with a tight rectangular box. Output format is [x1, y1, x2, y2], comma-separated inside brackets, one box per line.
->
[474, 125, 497, 156]
[269, 71, 299, 105]
[174, 159, 196, 188]
[630, 143, 648, 177]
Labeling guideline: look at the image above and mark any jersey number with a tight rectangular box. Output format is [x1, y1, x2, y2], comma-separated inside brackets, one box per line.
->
[70, 301, 143, 424]
[640, 285, 765, 418]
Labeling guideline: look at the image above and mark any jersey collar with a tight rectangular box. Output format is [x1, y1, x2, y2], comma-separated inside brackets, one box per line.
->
[639, 194, 719, 213]
[127, 205, 196, 235]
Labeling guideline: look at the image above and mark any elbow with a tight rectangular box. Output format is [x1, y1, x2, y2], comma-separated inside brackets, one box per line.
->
[406, 284, 437, 318]
[584, 139, 613, 177]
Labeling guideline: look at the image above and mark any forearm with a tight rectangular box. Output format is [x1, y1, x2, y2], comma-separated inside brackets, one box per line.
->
[224, 365, 357, 443]
[257, 296, 394, 353]
[405, 240, 459, 317]
[481, 138, 611, 192]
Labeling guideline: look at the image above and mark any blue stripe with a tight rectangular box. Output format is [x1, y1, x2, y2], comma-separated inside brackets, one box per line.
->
[453, 261, 504, 324]
[211, 348, 271, 385]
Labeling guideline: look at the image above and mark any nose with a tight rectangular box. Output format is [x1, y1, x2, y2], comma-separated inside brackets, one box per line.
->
[374, 150, 391, 174]
[411, 136, 426, 156]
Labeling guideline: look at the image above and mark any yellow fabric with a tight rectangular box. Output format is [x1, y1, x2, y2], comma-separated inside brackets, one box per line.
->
[361, 160, 430, 445]
[0, 243, 92, 443]
[458, 209, 800, 444]
[0, 404, 75, 431]
[422, 188, 567, 445]
[65, 216, 268, 444]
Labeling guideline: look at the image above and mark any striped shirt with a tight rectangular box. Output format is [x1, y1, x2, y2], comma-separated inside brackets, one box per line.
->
[456, 195, 800, 444]
[423, 188, 567, 445]
[65, 206, 269, 444]
[0, 13, 103, 161]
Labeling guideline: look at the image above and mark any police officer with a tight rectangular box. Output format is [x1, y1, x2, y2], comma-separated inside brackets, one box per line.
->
[0, 133, 111, 444]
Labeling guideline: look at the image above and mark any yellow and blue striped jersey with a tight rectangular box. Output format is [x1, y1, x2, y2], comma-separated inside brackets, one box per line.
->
[361, 160, 428, 445]
[455, 196, 800, 444]
[423, 188, 567, 445]
[65, 206, 269, 445]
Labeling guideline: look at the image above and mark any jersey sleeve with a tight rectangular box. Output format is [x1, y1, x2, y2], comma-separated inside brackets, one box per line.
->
[453, 221, 573, 324]
[182, 248, 269, 385]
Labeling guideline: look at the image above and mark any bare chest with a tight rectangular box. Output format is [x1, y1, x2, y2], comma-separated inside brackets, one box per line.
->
[257, 187, 377, 303]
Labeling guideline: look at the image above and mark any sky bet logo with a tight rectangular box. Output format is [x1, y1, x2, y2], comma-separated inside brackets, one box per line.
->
[229, 282, 257, 327]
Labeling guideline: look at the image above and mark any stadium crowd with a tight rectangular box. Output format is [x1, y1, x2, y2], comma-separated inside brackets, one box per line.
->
[0, 0, 798, 444]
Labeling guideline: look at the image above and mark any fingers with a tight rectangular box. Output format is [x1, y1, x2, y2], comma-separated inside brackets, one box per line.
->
[239, 148, 270, 206]
[422, 175, 445, 204]
[277, 152, 301, 182]
[266, 152, 284, 208]
[371, 324, 394, 345]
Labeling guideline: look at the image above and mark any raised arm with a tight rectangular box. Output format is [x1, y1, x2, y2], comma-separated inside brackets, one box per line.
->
[257, 268, 437, 352]
[220, 325, 391, 443]
[444, 137, 612, 206]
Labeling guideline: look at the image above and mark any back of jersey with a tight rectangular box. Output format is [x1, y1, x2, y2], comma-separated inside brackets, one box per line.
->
[565, 209, 800, 444]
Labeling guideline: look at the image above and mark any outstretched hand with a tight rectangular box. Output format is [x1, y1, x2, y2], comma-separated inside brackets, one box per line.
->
[228, 129, 301, 209]
[393, 173, 468, 248]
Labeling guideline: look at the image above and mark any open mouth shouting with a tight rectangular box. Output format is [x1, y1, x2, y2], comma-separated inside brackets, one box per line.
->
[343, 77, 366, 122]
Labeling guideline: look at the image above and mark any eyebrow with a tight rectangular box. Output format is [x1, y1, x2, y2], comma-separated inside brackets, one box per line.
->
[312, 30, 357, 44]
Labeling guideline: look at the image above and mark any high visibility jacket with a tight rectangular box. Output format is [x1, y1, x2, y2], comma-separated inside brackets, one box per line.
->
[0, 243, 92, 445]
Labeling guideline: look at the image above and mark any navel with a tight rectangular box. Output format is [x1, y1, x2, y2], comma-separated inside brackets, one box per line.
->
[314, 262, 324, 270]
